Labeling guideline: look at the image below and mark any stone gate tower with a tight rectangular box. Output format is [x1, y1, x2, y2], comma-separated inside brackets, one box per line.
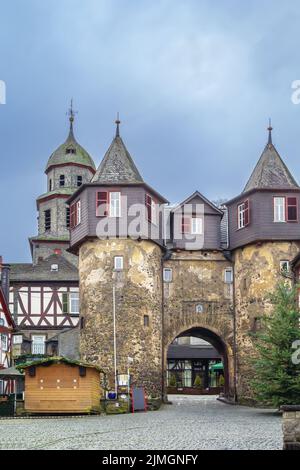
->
[68, 120, 168, 396]
[226, 124, 300, 402]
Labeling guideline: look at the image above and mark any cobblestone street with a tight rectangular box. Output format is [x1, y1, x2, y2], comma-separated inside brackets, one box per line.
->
[0, 396, 282, 450]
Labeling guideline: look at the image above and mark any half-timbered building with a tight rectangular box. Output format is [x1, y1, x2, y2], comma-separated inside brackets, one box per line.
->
[0, 261, 15, 394]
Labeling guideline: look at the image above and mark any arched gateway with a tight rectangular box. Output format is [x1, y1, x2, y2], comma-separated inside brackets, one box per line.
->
[163, 326, 234, 398]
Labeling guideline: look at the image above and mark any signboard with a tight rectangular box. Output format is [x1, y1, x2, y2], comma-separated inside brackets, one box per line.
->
[131, 386, 147, 413]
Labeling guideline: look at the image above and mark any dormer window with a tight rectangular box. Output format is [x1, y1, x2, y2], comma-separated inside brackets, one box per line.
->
[66, 148, 76, 154]
[51, 264, 58, 272]
[237, 200, 249, 229]
[59, 175, 65, 187]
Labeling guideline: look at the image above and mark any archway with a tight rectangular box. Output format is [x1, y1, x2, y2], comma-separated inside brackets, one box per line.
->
[164, 327, 231, 398]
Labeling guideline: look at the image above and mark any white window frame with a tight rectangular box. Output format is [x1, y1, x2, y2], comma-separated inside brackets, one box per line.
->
[1, 334, 8, 352]
[224, 267, 233, 284]
[163, 268, 173, 283]
[13, 335, 23, 345]
[151, 198, 157, 225]
[69, 292, 80, 315]
[274, 197, 286, 222]
[114, 256, 124, 271]
[280, 260, 290, 273]
[110, 192, 121, 218]
[31, 335, 46, 355]
[191, 217, 202, 235]
[238, 203, 246, 229]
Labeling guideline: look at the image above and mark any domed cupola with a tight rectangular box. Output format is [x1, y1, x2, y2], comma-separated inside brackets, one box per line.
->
[45, 102, 96, 175]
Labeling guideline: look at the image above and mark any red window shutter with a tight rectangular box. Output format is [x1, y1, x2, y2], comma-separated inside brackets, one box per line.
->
[96, 191, 108, 216]
[181, 217, 191, 234]
[146, 194, 152, 222]
[287, 197, 298, 221]
[244, 199, 250, 226]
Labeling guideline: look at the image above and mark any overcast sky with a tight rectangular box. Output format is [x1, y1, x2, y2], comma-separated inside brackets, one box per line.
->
[1, 0, 300, 262]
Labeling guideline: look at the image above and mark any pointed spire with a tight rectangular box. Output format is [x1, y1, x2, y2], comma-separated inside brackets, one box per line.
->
[67, 99, 77, 140]
[115, 112, 121, 137]
[267, 118, 273, 146]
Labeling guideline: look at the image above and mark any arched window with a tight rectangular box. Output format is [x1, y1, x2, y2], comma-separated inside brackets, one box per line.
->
[59, 175, 65, 187]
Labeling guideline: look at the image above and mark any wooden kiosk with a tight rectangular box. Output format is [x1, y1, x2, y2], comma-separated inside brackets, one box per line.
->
[19, 357, 103, 414]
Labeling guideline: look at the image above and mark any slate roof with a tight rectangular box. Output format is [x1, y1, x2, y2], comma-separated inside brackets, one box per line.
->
[243, 140, 299, 193]
[167, 344, 221, 360]
[46, 120, 96, 173]
[92, 131, 144, 184]
[10, 254, 79, 282]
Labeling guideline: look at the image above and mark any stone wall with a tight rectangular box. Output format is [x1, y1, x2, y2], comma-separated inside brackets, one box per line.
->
[163, 250, 235, 397]
[233, 241, 300, 402]
[79, 238, 163, 397]
[281, 406, 300, 450]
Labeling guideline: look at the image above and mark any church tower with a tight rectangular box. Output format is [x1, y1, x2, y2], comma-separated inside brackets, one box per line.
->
[226, 123, 300, 402]
[68, 119, 168, 397]
[30, 103, 96, 265]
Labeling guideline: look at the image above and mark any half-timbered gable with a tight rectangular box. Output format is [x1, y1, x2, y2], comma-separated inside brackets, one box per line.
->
[9, 254, 79, 358]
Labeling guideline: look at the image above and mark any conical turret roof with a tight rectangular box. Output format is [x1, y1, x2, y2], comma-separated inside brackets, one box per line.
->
[92, 119, 143, 184]
[243, 123, 299, 192]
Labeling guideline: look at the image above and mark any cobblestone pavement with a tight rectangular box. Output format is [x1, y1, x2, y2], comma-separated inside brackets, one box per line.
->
[0, 395, 282, 450]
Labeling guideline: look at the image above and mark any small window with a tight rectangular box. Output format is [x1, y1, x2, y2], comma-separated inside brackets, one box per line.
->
[114, 256, 123, 271]
[51, 264, 59, 272]
[196, 304, 203, 313]
[146, 194, 157, 224]
[110, 192, 121, 217]
[96, 191, 109, 217]
[163, 268, 173, 282]
[224, 267, 233, 283]
[31, 335, 45, 355]
[1, 334, 8, 352]
[66, 207, 70, 228]
[287, 197, 298, 222]
[62, 292, 80, 315]
[49, 179, 52, 191]
[191, 217, 202, 235]
[77, 175, 83, 187]
[70, 292, 79, 315]
[144, 315, 150, 327]
[66, 148, 76, 154]
[238, 200, 249, 229]
[59, 175, 65, 187]
[181, 216, 191, 234]
[280, 260, 290, 274]
[13, 335, 23, 345]
[274, 197, 285, 222]
[44, 209, 51, 231]
[70, 200, 81, 228]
